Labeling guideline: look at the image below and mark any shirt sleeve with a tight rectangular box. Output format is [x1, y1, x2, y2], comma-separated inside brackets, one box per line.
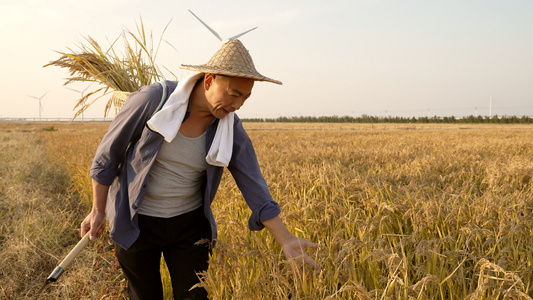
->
[90, 84, 162, 186]
[227, 116, 281, 231]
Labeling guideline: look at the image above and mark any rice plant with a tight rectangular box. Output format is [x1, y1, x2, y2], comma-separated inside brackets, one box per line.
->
[0, 122, 531, 299]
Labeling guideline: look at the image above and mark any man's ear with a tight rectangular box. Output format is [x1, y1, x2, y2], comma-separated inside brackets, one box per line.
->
[204, 74, 215, 90]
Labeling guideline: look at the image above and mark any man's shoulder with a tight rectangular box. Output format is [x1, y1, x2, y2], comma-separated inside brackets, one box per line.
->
[162, 80, 179, 91]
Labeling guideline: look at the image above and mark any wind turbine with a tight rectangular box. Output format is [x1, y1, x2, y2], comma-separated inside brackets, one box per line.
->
[27, 91, 49, 121]
[188, 10, 258, 43]
[66, 84, 92, 121]
[489, 96, 493, 117]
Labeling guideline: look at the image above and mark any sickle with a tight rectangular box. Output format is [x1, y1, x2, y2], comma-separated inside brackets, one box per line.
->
[34, 232, 90, 299]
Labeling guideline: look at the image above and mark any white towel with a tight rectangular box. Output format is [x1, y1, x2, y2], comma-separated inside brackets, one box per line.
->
[147, 73, 234, 167]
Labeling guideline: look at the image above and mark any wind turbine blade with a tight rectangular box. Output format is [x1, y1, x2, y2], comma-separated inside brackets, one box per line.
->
[27, 95, 39, 100]
[41, 91, 49, 99]
[228, 27, 258, 41]
[188, 10, 222, 41]
[82, 83, 93, 93]
[66, 87, 81, 93]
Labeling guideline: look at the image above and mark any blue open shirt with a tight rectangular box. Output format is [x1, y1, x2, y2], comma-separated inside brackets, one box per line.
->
[90, 80, 280, 250]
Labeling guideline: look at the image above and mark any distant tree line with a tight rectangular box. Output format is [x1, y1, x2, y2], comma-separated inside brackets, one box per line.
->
[242, 115, 533, 124]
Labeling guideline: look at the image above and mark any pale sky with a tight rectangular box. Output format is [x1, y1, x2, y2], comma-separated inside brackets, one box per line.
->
[1, 0, 532, 119]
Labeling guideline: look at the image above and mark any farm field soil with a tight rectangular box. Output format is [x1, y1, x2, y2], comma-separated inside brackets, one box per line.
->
[0, 122, 532, 299]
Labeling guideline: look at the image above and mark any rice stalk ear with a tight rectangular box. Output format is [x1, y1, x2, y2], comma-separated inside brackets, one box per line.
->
[71, 87, 107, 120]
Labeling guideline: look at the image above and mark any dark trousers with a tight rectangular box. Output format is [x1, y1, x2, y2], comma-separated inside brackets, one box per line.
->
[114, 206, 211, 300]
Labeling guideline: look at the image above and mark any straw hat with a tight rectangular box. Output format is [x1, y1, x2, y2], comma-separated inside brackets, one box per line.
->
[180, 39, 282, 85]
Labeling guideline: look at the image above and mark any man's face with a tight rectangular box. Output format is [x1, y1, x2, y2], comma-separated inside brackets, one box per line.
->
[205, 74, 254, 119]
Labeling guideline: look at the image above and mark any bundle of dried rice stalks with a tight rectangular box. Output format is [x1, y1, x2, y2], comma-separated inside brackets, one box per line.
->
[44, 18, 174, 118]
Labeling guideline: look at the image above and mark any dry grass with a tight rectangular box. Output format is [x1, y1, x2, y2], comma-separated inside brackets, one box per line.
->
[0, 122, 532, 299]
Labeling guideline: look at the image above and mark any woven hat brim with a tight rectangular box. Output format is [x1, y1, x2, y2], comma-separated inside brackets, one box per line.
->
[180, 64, 283, 85]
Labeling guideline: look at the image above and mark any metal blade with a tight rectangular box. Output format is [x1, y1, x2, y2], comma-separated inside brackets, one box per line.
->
[34, 280, 49, 299]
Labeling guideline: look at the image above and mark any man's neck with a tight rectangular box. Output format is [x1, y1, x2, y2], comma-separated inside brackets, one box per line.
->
[188, 78, 212, 119]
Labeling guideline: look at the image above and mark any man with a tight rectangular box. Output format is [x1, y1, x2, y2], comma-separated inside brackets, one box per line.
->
[81, 39, 319, 299]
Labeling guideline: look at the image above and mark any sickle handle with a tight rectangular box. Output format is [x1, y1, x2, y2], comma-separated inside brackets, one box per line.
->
[46, 232, 90, 282]
[59, 232, 90, 269]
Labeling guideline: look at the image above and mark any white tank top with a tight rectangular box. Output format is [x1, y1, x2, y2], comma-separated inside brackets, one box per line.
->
[138, 131, 206, 218]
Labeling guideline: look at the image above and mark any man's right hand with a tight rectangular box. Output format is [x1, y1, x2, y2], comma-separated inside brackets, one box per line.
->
[81, 209, 106, 240]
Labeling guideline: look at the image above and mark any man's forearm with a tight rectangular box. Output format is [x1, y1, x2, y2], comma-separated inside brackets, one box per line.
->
[262, 216, 295, 246]
[92, 178, 109, 213]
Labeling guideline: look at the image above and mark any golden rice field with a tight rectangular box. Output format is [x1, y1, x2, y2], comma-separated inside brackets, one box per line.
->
[0, 121, 532, 299]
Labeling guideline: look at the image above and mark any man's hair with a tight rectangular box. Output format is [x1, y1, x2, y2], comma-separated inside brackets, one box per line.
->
[211, 74, 230, 82]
